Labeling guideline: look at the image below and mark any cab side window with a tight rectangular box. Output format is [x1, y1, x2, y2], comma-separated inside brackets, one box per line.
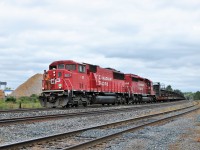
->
[66, 64, 76, 71]
[78, 65, 85, 73]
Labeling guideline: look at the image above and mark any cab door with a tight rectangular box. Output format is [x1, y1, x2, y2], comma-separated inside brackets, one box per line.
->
[78, 64, 88, 91]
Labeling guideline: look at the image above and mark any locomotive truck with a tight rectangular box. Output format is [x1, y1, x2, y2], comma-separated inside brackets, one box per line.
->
[39, 60, 185, 108]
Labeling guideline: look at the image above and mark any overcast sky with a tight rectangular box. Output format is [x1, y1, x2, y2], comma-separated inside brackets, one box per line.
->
[0, 0, 200, 92]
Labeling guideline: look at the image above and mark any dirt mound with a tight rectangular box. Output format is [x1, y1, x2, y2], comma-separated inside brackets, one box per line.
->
[0, 90, 5, 99]
[11, 74, 43, 98]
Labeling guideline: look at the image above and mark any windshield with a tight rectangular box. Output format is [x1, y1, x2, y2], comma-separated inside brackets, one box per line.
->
[58, 64, 65, 69]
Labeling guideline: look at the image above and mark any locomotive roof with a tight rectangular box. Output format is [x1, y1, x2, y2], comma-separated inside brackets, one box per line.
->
[126, 73, 145, 79]
[82, 62, 99, 67]
[126, 74, 152, 82]
[50, 60, 79, 66]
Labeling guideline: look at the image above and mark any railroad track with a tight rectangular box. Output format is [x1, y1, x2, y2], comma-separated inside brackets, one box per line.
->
[0, 101, 193, 125]
[0, 100, 188, 114]
[0, 102, 199, 150]
[0, 108, 58, 113]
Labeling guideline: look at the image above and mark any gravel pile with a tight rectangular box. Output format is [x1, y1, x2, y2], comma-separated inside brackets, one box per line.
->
[11, 74, 42, 98]
[0, 90, 5, 99]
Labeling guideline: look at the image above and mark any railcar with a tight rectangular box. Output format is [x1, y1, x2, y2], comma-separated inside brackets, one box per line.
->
[39, 60, 185, 108]
[124, 74, 156, 104]
[153, 82, 185, 101]
[40, 60, 128, 108]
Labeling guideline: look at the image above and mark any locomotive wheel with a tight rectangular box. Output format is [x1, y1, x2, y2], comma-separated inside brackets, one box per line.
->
[73, 102, 79, 107]
[82, 102, 87, 107]
[74, 104, 79, 107]
[62, 104, 70, 108]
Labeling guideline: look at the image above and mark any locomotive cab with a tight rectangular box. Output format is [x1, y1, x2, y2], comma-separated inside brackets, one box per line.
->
[42, 63, 74, 91]
[40, 60, 89, 108]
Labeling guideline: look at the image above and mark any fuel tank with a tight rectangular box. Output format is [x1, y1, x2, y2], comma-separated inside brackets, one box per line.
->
[94, 96, 116, 104]
[142, 97, 152, 102]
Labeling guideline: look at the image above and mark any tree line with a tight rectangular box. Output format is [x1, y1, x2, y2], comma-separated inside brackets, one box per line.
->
[184, 91, 200, 100]
[165, 85, 200, 100]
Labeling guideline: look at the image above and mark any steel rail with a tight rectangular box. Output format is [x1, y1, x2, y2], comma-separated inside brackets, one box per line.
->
[0, 100, 188, 114]
[0, 102, 198, 150]
[65, 105, 199, 150]
[0, 108, 58, 113]
[0, 101, 194, 125]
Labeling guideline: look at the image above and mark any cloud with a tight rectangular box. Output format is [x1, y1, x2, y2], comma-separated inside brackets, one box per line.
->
[0, 0, 199, 92]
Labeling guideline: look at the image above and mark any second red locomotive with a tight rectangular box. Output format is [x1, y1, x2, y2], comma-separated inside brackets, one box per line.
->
[39, 60, 158, 108]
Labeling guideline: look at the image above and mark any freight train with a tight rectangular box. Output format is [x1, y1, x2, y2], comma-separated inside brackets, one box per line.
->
[39, 60, 185, 108]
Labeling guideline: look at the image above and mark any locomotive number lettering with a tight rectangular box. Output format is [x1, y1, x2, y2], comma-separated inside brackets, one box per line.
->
[138, 83, 144, 87]
[98, 81, 109, 86]
[97, 75, 111, 86]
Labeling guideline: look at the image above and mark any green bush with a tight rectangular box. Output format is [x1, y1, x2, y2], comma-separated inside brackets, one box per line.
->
[18, 94, 39, 103]
[30, 94, 39, 102]
[0, 95, 41, 109]
[18, 96, 30, 103]
[5, 96, 17, 103]
[194, 91, 200, 100]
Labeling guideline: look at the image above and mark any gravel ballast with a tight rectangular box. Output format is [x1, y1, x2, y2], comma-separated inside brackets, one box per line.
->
[0, 100, 197, 148]
[0, 100, 191, 120]
[104, 104, 200, 150]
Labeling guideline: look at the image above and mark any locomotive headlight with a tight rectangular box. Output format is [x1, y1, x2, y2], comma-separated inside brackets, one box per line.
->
[53, 73, 56, 77]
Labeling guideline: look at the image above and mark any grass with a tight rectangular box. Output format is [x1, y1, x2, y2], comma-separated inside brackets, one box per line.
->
[0, 98, 42, 110]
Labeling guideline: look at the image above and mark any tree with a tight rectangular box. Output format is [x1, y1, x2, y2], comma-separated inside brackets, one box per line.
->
[183, 92, 194, 100]
[5, 96, 16, 103]
[193, 91, 200, 100]
[166, 85, 173, 91]
[4, 87, 11, 90]
[174, 89, 184, 96]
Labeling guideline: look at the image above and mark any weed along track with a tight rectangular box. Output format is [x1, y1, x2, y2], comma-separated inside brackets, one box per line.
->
[0, 102, 198, 150]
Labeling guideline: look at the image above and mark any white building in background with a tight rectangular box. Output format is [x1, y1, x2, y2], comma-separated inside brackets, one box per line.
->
[4, 90, 14, 97]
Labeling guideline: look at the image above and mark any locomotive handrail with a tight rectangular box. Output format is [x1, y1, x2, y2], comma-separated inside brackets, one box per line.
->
[42, 90, 64, 93]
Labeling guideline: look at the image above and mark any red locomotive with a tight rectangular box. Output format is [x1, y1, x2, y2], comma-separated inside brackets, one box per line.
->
[39, 60, 184, 108]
